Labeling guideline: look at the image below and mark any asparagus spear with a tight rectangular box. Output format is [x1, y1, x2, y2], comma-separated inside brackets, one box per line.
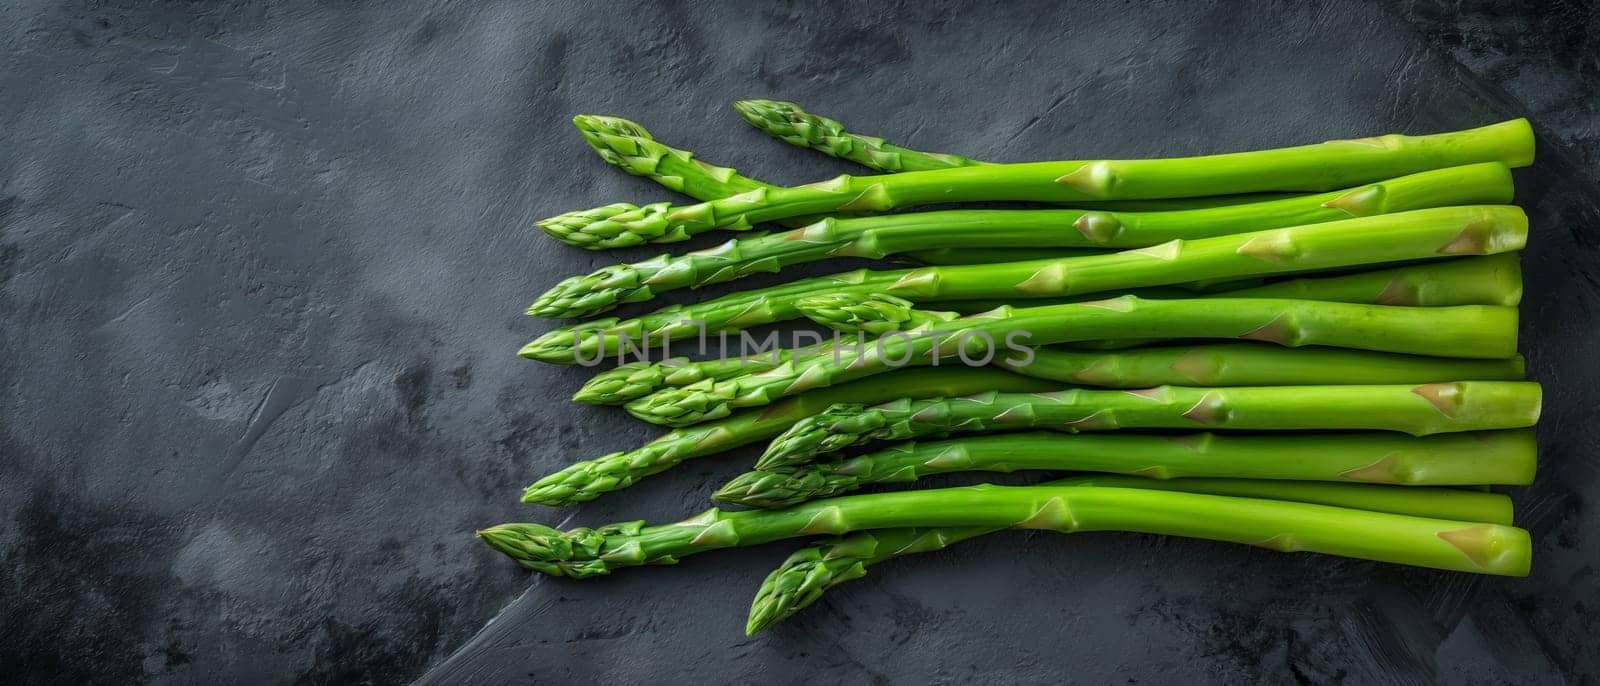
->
[578, 339, 1523, 407]
[538, 119, 1532, 248]
[946, 253, 1523, 349]
[569, 115, 836, 233]
[909, 266, 1525, 385]
[732, 99, 983, 172]
[744, 475, 1515, 634]
[571, 256, 1523, 404]
[478, 483, 1532, 578]
[913, 252, 1525, 316]
[830, 249, 1525, 342]
[747, 525, 992, 635]
[574, 114, 771, 198]
[522, 205, 1527, 363]
[572, 292, 957, 405]
[731, 100, 1423, 218]
[577, 112, 1287, 217]
[716, 429, 1537, 508]
[735, 101, 1543, 232]
[530, 163, 1514, 316]
[625, 298, 1521, 427]
[862, 250, 1524, 350]
[524, 367, 1060, 506]
[758, 382, 1541, 468]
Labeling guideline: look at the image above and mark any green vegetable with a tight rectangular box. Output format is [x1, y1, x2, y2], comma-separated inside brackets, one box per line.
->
[731, 102, 1452, 212]
[579, 341, 1522, 408]
[522, 205, 1527, 364]
[523, 367, 1059, 506]
[732, 99, 983, 172]
[792, 292, 954, 335]
[574, 111, 1275, 223]
[715, 429, 1537, 507]
[922, 252, 1525, 318]
[528, 163, 1512, 316]
[757, 382, 1541, 468]
[537, 119, 1532, 248]
[479, 483, 1532, 578]
[574, 114, 770, 199]
[571, 256, 1523, 405]
[624, 298, 1522, 427]
[743, 474, 1515, 634]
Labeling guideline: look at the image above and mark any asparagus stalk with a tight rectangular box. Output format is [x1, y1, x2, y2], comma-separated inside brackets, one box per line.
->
[524, 367, 1060, 506]
[730, 100, 1427, 212]
[571, 256, 1523, 404]
[834, 250, 1525, 344]
[574, 114, 771, 198]
[624, 298, 1522, 427]
[537, 119, 1532, 248]
[1054, 476, 1517, 523]
[716, 429, 1536, 508]
[758, 383, 1541, 468]
[744, 475, 1515, 634]
[947, 254, 1523, 350]
[747, 525, 993, 635]
[578, 111, 1286, 218]
[800, 289, 1523, 386]
[569, 115, 840, 233]
[736, 99, 1552, 223]
[994, 343, 1524, 387]
[733, 99, 983, 172]
[529, 163, 1513, 316]
[924, 253, 1523, 314]
[478, 483, 1533, 578]
[578, 340, 1524, 407]
[522, 205, 1527, 363]
[580, 340, 1522, 407]
[916, 250, 1525, 349]
[902, 247, 1110, 265]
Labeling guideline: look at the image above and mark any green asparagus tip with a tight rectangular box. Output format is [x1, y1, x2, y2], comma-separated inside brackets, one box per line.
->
[755, 402, 873, 469]
[528, 263, 650, 319]
[516, 339, 547, 360]
[732, 99, 838, 145]
[519, 478, 562, 504]
[518, 485, 540, 503]
[476, 522, 615, 578]
[571, 114, 682, 183]
[519, 452, 631, 506]
[712, 469, 814, 509]
[795, 292, 919, 335]
[746, 544, 870, 635]
[625, 382, 734, 426]
[520, 318, 619, 363]
[731, 99, 791, 122]
[571, 371, 632, 404]
[536, 202, 673, 250]
[746, 547, 821, 635]
[572, 114, 652, 145]
[573, 361, 685, 405]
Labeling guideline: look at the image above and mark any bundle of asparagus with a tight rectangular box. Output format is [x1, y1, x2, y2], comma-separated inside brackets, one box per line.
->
[480, 101, 1544, 636]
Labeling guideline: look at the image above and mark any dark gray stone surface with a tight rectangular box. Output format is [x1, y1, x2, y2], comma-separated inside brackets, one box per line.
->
[2, 1, 1596, 683]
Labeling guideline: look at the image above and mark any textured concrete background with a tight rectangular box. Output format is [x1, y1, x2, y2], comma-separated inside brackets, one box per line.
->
[2, 1, 1597, 683]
